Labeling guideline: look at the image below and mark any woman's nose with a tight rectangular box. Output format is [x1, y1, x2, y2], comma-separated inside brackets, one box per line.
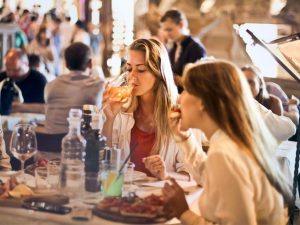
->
[128, 72, 137, 82]
[177, 95, 181, 104]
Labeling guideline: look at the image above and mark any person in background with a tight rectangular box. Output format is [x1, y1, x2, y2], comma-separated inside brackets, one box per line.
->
[102, 38, 190, 181]
[51, 17, 62, 76]
[70, 20, 90, 46]
[27, 27, 56, 77]
[44, 42, 104, 134]
[160, 9, 206, 92]
[165, 60, 292, 225]
[28, 54, 55, 82]
[241, 65, 283, 116]
[266, 81, 299, 125]
[0, 12, 28, 51]
[18, 9, 31, 39]
[0, 49, 47, 114]
[60, 15, 74, 51]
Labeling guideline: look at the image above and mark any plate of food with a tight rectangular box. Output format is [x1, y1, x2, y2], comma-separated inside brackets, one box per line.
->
[93, 194, 170, 224]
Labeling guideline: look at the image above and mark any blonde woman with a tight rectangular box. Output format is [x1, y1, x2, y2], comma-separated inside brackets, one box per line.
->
[164, 60, 292, 224]
[102, 38, 190, 180]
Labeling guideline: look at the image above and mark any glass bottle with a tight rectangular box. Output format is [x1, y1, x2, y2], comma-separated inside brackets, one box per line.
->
[59, 109, 86, 199]
[81, 105, 106, 192]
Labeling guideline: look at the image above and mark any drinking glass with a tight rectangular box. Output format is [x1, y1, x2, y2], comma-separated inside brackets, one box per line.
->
[108, 72, 133, 103]
[10, 123, 37, 183]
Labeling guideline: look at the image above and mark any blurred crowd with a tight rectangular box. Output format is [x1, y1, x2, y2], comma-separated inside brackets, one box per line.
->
[0, 8, 103, 81]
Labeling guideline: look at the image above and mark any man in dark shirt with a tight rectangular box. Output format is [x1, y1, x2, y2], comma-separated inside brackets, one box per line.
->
[160, 9, 206, 92]
[0, 49, 47, 113]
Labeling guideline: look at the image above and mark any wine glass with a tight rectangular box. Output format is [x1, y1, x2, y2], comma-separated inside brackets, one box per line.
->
[10, 123, 37, 183]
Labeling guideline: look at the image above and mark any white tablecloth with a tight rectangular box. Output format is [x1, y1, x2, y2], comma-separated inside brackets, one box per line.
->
[1, 113, 45, 131]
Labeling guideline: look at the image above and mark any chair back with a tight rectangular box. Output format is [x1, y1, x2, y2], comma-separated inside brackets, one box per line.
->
[36, 132, 66, 152]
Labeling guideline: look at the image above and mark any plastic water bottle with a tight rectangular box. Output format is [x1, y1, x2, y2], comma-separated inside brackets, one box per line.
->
[59, 109, 86, 199]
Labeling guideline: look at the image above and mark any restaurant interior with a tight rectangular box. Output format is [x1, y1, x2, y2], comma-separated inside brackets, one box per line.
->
[0, 0, 300, 224]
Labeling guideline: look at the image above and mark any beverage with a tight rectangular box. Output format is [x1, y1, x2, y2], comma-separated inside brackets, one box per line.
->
[59, 109, 86, 199]
[60, 160, 85, 198]
[102, 171, 124, 197]
[109, 86, 133, 103]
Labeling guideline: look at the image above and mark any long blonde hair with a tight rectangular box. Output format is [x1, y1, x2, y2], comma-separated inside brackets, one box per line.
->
[183, 59, 292, 204]
[125, 38, 178, 154]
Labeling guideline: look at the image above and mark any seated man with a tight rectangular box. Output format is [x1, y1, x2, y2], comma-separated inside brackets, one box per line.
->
[44, 42, 104, 134]
[0, 49, 47, 114]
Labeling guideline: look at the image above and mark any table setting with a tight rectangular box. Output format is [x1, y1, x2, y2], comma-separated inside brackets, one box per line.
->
[0, 147, 202, 225]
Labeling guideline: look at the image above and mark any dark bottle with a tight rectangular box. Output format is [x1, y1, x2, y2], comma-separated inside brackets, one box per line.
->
[81, 105, 106, 192]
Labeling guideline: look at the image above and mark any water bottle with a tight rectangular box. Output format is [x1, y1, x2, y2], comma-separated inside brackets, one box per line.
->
[59, 109, 86, 199]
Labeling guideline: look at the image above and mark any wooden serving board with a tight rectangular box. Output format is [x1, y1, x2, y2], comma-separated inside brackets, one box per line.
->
[93, 208, 169, 224]
[0, 194, 69, 208]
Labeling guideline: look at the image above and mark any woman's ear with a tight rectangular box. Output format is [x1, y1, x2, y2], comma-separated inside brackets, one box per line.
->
[196, 98, 205, 112]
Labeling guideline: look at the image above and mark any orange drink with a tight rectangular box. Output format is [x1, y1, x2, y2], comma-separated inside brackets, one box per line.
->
[109, 86, 133, 103]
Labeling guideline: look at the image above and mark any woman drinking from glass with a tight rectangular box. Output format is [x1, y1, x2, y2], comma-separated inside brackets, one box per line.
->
[102, 38, 191, 180]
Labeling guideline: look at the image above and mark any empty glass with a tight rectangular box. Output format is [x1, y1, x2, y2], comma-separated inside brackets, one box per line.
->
[10, 123, 37, 183]
[35, 166, 49, 191]
[47, 159, 60, 190]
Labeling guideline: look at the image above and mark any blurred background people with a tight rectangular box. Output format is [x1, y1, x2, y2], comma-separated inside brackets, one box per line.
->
[0, 49, 47, 114]
[242, 65, 283, 116]
[44, 42, 104, 134]
[70, 20, 90, 46]
[266, 81, 299, 125]
[160, 9, 206, 92]
[27, 27, 56, 78]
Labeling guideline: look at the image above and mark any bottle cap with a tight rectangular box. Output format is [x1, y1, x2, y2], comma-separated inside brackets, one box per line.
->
[83, 105, 96, 112]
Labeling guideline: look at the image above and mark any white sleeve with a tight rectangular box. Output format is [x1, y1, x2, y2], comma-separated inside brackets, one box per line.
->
[180, 133, 207, 185]
[256, 101, 296, 141]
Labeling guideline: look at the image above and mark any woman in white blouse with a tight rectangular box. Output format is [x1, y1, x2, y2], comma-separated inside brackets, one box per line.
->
[164, 60, 292, 225]
[102, 38, 190, 180]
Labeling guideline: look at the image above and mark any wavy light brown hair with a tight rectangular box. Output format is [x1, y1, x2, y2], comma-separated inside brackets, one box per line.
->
[183, 59, 292, 204]
[125, 38, 178, 154]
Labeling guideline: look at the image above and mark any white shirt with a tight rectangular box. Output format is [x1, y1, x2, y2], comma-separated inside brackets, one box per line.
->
[72, 30, 91, 46]
[112, 112, 194, 173]
[179, 130, 287, 225]
[256, 101, 296, 142]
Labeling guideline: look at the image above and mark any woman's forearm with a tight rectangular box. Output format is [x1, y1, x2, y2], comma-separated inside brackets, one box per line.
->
[102, 120, 114, 147]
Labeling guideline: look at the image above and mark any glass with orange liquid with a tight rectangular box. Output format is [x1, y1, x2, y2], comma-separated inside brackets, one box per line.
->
[108, 72, 133, 103]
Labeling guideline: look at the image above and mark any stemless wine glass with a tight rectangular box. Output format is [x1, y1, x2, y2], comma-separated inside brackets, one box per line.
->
[10, 123, 37, 183]
[108, 72, 133, 103]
